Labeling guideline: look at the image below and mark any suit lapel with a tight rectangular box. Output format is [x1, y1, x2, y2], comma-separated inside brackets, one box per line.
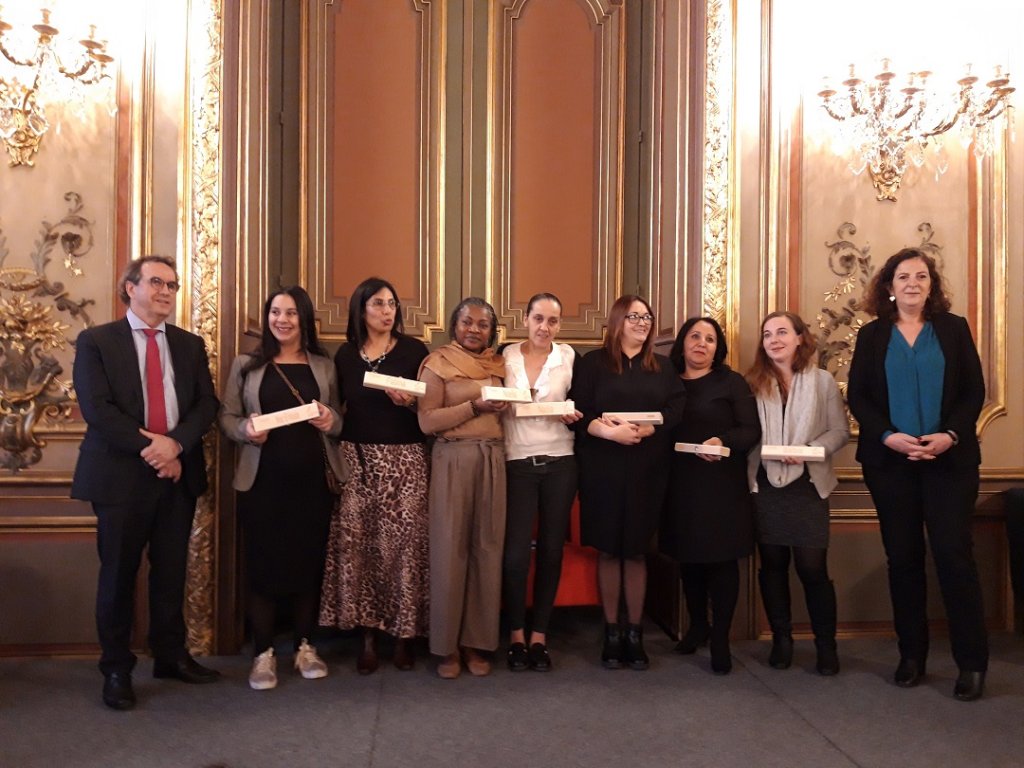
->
[116, 318, 146, 420]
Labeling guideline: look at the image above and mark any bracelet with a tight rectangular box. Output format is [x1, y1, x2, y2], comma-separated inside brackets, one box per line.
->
[469, 400, 481, 417]
[946, 429, 960, 446]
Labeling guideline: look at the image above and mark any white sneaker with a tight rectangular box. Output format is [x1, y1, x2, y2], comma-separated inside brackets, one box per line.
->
[249, 648, 277, 690]
[295, 639, 328, 679]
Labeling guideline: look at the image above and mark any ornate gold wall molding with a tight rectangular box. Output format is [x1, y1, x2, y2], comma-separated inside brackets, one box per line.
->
[0, 193, 96, 478]
[180, 0, 225, 657]
[486, 0, 624, 344]
[303, 0, 447, 343]
[700, 0, 736, 342]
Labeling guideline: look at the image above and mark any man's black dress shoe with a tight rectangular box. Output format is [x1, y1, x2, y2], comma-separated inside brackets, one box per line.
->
[103, 671, 136, 710]
[528, 643, 552, 672]
[953, 670, 985, 701]
[153, 655, 220, 684]
[893, 658, 925, 688]
[507, 642, 529, 672]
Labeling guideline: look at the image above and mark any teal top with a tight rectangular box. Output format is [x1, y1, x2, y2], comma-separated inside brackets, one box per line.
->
[883, 321, 944, 440]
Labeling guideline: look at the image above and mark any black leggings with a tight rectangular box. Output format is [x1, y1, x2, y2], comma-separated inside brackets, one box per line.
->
[248, 588, 320, 656]
[680, 560, 739, 638]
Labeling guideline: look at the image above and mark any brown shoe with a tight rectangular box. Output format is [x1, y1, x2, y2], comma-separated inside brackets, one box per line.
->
[463, 648, 492, 677]
[357, 630, 379, 675]
[436, 653, 461, 679]
[393, 638, 415, 671]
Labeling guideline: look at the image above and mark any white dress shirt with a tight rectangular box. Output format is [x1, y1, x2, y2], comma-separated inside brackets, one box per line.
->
[126, 308, 179, 431]
[502, 341, 576, 461]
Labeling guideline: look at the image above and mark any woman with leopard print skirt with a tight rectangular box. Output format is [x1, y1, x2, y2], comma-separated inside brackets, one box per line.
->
[319, 277, 431, 673]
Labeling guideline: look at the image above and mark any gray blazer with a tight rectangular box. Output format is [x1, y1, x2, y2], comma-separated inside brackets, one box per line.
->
[219, 353, 346, 491]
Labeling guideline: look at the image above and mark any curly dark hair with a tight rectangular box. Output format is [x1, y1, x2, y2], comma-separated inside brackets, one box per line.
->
[448, 297, 499, 348]
[668, 316, 728, 374]
[861, 247, 951, 319]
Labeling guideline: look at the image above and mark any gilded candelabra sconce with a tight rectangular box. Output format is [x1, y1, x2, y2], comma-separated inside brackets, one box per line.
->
[817, 60, 1015, 201]
[0, 5, 114, 167]
[0, 191, 95, 473]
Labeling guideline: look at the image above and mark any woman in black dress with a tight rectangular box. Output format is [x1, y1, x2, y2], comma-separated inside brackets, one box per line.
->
[220, 286, 345, 690]
[320, 277, 430, 674]
[572, 295, 685, 670]
[661, 317, 760, 674]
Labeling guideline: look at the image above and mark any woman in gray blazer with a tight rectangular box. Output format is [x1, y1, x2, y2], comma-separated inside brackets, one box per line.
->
[220, 286, 345, 691]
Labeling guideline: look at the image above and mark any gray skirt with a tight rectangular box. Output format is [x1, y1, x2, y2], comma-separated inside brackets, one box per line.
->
[754, 464, 829, 549]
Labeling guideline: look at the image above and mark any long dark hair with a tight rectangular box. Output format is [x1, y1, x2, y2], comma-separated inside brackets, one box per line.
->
[668, 316, 728, 374]
[346, 276, 405, 348]
[243, 285, 327, 375]
[861, 247, 951, 320]
[603, 295, 659, 374]
[449, 297, 499, 348]
[745, 311, 817, 399]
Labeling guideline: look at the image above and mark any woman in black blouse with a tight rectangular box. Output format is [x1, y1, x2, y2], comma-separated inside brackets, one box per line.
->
[320, 277, 430, 673]
[661, 317, 760, 674]
[572, 295, 685, 670]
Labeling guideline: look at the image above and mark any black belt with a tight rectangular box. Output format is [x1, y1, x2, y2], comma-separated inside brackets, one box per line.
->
[511, 455, 566, 466]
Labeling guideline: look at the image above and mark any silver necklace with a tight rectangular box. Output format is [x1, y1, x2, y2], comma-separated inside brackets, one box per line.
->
[360, 339, 392, 372]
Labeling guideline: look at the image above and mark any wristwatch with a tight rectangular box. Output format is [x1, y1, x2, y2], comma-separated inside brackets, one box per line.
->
[945, 429, 960, 446]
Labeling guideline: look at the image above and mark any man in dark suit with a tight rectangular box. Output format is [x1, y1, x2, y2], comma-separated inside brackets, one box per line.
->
[72, 255, 220, 710]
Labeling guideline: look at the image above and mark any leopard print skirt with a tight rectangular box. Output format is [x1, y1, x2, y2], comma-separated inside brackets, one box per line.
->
[320, 441, 430, 638]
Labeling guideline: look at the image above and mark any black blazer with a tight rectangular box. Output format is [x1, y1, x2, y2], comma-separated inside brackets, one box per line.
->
[847, 312, 984, 469]
[71, 318, 219, 503]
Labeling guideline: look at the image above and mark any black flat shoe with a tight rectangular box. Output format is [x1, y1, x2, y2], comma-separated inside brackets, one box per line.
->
[893, 658, 925, 688]
[528, 643, 552, 672]
[674, 624, 710, 655]
[506, 642, 529, 672]
[953, 670, 985, 701]
[153, 655, 220, 684]
[601, 623, 623, 669]
[102, 671, 136, 710]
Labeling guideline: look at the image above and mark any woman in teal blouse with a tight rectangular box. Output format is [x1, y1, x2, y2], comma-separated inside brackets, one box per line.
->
[848, 248, 987, 702]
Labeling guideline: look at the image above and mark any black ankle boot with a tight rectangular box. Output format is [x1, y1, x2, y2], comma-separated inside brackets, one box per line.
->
[769, 633, 793, 670]
[806, 579, 839, 676]
[624, 624, 649, 670]
[674, 622, 710, 655]
[601, 623, 623, 669]
[759, 569, 793, 670]
[815, 638, 839, 676]
[709, 631, 732, 675]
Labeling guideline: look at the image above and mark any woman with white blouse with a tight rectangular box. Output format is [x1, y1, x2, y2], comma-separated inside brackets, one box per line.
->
[501, 293, 581, 672]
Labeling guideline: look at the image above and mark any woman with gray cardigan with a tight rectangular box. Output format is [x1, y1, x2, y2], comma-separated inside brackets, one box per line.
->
[746, 311, 849, 676]
[220, 286, 345, 691]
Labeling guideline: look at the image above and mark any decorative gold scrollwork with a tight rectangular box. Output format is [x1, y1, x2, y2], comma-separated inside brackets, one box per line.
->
[0, 191, 95, 473]
[816, 222, 873, 402]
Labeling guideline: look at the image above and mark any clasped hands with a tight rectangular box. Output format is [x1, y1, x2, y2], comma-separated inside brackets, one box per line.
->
[139, 429, 182, 481]
[884, 431, 954, 461]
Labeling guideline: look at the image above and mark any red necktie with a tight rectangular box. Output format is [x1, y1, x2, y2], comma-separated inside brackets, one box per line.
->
[142, 328, 168, 434]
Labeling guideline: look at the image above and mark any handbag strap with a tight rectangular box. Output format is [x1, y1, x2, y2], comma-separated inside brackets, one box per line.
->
[271, 361, 308, 407]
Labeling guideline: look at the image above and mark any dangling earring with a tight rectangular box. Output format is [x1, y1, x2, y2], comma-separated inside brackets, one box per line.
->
[888, 295, 896, 302]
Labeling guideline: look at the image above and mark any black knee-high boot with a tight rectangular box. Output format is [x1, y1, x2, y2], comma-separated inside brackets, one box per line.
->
[759, 569, 793, 669]
[805, 579, 839, 675]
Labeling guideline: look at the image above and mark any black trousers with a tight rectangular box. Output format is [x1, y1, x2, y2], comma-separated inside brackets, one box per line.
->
[502, 455, 577, 634]
[863, 460, 988, 671]
[93, 480, 196, 675]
